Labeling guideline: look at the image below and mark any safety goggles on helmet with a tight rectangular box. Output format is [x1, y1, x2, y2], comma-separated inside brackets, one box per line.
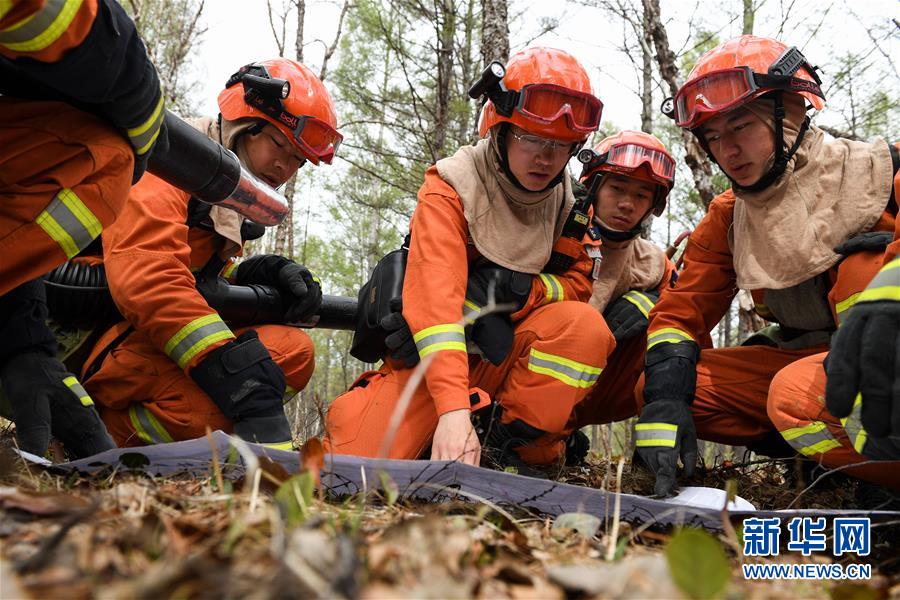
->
[667, 46, 825, 129]
[577, 142, 675, 187]
[226, 64, 343, 163]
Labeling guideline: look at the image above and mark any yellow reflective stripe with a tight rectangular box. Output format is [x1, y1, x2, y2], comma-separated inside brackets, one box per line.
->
[835, 292, 860, 324]
[413, 323, 466, 358]
[527, 348, 601, 389]
[222, 260, 239, 279]
[857, 258, 900, 303]
[128, 404, 174, 445]
[780, 421, 841, 457]
[36, 188, 102, 259]
[539, 273, 564, 303]
[623, 290, 655, 318]
[839, 394, 868, 454]
[0, 0, 82, 52]
[0, 1, 13, 19]
[263, 441, 294, 451]
[463, 299, 482, 325]
[127, 95, 165, 155]
[164, 314, 234, 370]
[647, 327, 694, 350]
[62, 375, 93, 406]
[283, 386, 297, 404]
[634, 423, 678, 447]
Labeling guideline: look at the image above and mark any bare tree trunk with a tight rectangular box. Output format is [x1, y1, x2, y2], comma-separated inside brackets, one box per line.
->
[318, 0, 350, 82]
[294, 0, 306, 63]
[742, 0, 755, 35]
[481, 0, 509, 65]
[273, 174, 296, 257]
[433, 0, 456, 159]
[642, 0, 717, 208]
[639, 0, 653, 133]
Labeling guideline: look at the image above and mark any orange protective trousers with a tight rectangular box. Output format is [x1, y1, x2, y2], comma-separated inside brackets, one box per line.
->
[571, 332, 646, 428]
[0, 99, 133, 296]
[326, 302, 613, 465]
[84, 323, 315, 447]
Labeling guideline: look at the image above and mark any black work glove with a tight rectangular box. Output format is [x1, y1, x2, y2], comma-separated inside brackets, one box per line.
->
[603, 289, 660, 344]
[826, 257, 900, 441]
[190, 330, 292, 447]
[468, 260, 532, 313]
[635, 399, 698, 498]
[381, 298, 419, 368]
[638, 341, 700, 497]
[236, 255, 323, 323]
[834, 231, 893, 257]
[565, 429, 590, 465]
[1, 352, 115, 459]
[464, 269, 516, 365]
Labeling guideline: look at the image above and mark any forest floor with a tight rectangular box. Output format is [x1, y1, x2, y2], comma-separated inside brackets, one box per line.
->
[1, 424, 898, 599]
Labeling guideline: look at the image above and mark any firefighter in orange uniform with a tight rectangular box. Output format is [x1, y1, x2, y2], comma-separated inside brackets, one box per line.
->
[563, 132, 677, 460]
[80, 59, 343, 450]
[326, 47, 610, 469]
[635, 35, 900, 497]
[1, 0, 166, 457]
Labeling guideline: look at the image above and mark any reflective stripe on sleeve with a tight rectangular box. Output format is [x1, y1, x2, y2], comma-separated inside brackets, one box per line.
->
[635, 422, 678, 448]
[128, 404, 174, 445]
[164, 314, 234, 370]
[539, 273, 564, 303]
[780, 421, 842, 457]
[835, 292, 860, 325]
[856, 257, 900, 304]
[623, 290, 656, 318]
[63, 375, 93, 406]
[463, 299, 482, 325]
[36, 188, 102, 259]
[527, 348, 601, 389]
[127, 95, 166, 155]
[413, 323, 466, 358]
[646, 327, 694, 351]
[263, 441, 294, 451]
[0, 1, 14, 20]
[840, 394, 868, 455]
[0, 0, 82, 52]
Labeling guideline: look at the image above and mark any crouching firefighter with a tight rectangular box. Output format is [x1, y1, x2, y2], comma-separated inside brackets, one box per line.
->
[326, 48, 611, 469]
[563, 131, 679, 462]
[635, 34, 900, 497]
[0, 0, 169, 458]
[79, 58, 342, 449]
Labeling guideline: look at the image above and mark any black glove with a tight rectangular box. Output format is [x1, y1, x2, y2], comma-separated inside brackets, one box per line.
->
[603, 289, 660, 344]
[190, 330, 292, 447]
[465, 269, 516, 365]
[635, 399, 698, 497]
[468, 260, 532, 312]
[381, 298, 419, 368]
[834, 231, 893, 256]
[565, 429, 590, 465]
[1, 352, 115, 459]
[826, 257, 900, 440]
[236, 255, 323, 323]
[637, 341, 700, 497]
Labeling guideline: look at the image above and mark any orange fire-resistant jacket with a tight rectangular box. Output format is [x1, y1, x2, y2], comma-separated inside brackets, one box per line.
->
[0, 0, 98, 62]
[404, 166, 595, 417]
[97, 173, 240, 374]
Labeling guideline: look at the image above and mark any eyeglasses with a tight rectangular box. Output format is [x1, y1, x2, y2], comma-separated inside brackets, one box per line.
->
[509, 130, 575, 156]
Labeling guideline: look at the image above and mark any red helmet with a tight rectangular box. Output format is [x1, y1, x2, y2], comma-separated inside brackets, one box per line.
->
[477, 47, 602, 142]
[672, 35, 825, 130]
[219, 58, 342, 165]
[578, 131, 674, 216]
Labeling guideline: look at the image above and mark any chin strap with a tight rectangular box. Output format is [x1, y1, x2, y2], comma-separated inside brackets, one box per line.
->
[494, 123, 576, 192]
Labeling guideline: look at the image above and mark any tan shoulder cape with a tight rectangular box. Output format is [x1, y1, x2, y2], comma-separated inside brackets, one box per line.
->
[588, 235, 667, 313]
[435, 136, 574, 274]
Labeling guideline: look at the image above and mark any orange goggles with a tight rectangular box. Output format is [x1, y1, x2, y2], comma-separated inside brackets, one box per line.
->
[673, 66, 824, 128]
[514, 83, 603, 133]
[578, 142, 675, 187]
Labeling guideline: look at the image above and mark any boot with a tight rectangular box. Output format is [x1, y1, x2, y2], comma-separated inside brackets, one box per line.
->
[473, 404, 549, 478]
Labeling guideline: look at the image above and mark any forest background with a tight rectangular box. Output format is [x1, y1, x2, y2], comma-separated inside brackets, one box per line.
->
[123, 0, 899, 450]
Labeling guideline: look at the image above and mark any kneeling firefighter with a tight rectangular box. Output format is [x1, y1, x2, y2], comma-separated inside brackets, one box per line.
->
[326, 47, 611, 468]
[563, 131, 678, 461]
[79, 58, 342, 449]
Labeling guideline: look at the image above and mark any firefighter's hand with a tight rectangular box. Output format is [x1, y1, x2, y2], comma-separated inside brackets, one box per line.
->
[236, 255, 323, 322]
[635, 399, 697, 498]
[380, 298, 419, 368]
[603, 289, 660, 344]
[431, 409, 481, 466]
[826, 263, 900, 440]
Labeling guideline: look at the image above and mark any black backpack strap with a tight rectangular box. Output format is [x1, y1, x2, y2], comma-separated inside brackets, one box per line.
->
[186, 197, 215, 231]
[888, 142, 899, 216]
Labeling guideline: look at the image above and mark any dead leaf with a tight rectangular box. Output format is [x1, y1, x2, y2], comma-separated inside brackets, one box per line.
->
[0, 487, 90, 516]
[300, 437, 325, 492]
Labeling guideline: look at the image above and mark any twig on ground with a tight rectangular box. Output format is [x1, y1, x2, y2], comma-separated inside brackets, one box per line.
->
[606, 456, 625, 561]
